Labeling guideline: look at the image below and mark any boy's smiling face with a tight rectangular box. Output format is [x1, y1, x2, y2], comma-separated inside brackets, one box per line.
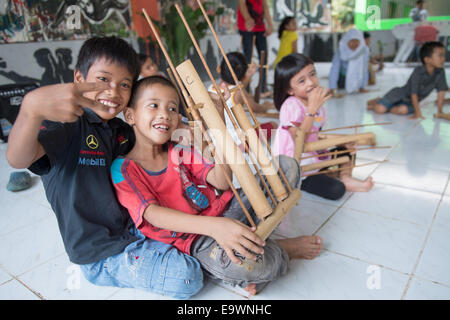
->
[126, 83, 180, 146]
[74, 57, 133, 121]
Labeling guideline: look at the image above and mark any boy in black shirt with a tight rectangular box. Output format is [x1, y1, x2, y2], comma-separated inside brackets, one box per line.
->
[367, 41, 447, 119]
[6, 37, 203, 299]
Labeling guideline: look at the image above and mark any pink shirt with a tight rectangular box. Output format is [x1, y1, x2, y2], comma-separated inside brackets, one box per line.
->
[272, 96, 328, 174]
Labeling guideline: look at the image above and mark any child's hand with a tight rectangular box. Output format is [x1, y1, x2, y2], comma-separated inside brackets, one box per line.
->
[307, 86, 331, 114]
[211, 217, 265, 265]
[408, 112, 424, 120]
[23, 82, 109, 123]
[208, 83, 230, 118]
[245, 18, 255, 31]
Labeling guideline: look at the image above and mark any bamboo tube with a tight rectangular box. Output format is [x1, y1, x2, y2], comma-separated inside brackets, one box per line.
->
[254, 112, 279, 119]
[305, 132, 375, 152]
[301, 156, 350, 172]
[255, 189, 302, 240]
[232, 103, 287, 201]
[176, 60, 273, 218]
[434, 113, 450, 120]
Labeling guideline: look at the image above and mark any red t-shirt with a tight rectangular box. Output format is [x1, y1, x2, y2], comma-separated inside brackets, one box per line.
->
[111, 143, 233, 254]
[237, 0, 266, 32]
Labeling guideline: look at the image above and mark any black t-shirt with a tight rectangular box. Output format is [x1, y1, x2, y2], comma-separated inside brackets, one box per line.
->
[29, 108, 138, 264]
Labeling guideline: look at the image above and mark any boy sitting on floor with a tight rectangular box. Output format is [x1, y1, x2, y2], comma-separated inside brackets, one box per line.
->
[367, 41, 447, 119]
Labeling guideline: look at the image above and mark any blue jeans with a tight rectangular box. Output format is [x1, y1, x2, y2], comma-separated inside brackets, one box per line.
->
[80, 227, 203, 299]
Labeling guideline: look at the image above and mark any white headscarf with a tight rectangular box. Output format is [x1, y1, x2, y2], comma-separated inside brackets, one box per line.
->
[338, 28, 369, 93]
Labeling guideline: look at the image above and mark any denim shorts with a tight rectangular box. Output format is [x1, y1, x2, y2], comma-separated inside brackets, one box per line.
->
[377, 98, 415, 114]
[80, 226, 203, 299]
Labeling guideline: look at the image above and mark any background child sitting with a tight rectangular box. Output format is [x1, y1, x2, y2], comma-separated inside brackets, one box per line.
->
[367, 41, 447, 119]
[329, 28, 370, 97]
[274, 53, 374, 199]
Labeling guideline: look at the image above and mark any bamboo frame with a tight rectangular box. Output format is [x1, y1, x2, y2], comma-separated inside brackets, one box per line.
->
[317, 122, 392, 133]
[304, 132, 375, 152]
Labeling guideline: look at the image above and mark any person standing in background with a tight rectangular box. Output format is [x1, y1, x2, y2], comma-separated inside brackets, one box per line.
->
[410, 0, 428, 22]
[237, 0, 274, 95]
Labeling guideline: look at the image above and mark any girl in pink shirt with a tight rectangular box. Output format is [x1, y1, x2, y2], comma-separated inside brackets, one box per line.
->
[273, 53, 374, 200]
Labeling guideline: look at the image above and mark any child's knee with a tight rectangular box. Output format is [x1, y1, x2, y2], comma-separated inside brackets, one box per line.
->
[327, 180, 346, 200]
[391, 105, 409, 115]
[163, 250, 204, 299]
[374, 104, 387, 114]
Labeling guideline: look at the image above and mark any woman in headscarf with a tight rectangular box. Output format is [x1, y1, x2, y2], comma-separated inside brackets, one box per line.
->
[329, 28, 370, 96]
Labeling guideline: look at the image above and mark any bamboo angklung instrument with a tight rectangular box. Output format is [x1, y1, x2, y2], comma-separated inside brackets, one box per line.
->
[293, 125, 380, 174]
[154, 3, 302, 240]
[192, 1, 302, 240]
[141, 9, 259, 227]
[194, 0, 293, 195]
[174, 3, 289, 204]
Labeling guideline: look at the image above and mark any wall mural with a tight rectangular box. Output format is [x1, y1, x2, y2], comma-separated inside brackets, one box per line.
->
[0, 0, 132, 43]
[0, 47, 74, 86]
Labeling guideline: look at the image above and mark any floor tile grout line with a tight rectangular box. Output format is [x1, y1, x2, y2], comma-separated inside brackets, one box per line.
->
[321, 248, 412, 277]
[322, 247, 450, 289]
[400, 172, 450, 300]
[0, 266, 45, 300]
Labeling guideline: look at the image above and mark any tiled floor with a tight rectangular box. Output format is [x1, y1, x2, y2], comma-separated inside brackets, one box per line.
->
[1, 63, 449, 300]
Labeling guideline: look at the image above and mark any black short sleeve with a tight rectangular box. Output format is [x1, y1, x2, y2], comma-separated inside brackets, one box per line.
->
[436, 69, 448, 92]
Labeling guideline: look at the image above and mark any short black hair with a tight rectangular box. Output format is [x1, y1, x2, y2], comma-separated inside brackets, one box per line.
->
[363, 32, 371, 39]
[274, 53, 314, 110]
[278, 16, 295, 39]
[419, 41, 444, 65]
[220, 52, 248, 84]
[128, 75, 179, 110]
[75, 36, 140, 83]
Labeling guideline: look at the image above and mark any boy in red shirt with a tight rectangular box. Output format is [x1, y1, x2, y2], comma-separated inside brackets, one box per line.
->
[112, 75, 322, 295]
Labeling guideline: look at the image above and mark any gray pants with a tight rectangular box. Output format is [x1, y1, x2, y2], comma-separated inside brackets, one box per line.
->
[191, 155, 302, 289]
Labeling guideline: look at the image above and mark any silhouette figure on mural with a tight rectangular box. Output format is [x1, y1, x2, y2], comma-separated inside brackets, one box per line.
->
[56, 48, 74, 83]
[0, 47, 74, 86]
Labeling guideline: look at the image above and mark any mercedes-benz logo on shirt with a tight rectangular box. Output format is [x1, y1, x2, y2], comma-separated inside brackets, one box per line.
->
[86, 134, 99, 149]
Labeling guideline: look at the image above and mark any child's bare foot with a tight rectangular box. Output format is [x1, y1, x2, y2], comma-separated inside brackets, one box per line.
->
[276, 235, 322, 260]
[243, 283, 257, 295]
[341, 175, 374, 192]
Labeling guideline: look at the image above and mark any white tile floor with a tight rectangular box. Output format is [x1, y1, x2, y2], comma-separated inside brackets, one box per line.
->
[1, 63, 449, 300]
